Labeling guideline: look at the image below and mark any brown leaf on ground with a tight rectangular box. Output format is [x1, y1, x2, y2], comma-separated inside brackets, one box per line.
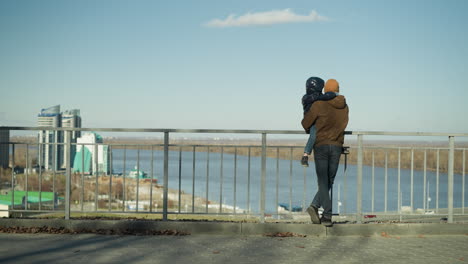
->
[0, 226, 189, 236]
[264, 232, 306, 237]
[381, 232, 391, 238]
[418, 234, 425, 238]
[213, 251, 220, 254]
[296, 245, 305, 248]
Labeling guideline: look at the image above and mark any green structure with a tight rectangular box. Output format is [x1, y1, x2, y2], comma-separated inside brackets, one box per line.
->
[73, 146, 92, 173]
[0, 191, 58, 207]
[0, 192, 23, 207]
[128, 166, 149, 179]
[0, 191, 59, 217]
[72, 132, 109, 175]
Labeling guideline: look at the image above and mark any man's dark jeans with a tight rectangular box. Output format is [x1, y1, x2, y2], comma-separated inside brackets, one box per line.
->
[311, 144, 342, 218]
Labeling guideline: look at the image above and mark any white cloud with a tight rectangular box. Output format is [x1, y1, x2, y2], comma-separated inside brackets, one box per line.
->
[204, 9, 329, 28]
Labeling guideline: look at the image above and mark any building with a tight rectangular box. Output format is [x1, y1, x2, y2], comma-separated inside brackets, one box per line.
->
[73, 132, 109, 175]
[61, 109, 81, 168]
[38, 105, 62, 170]
[37, 105, 82, 170]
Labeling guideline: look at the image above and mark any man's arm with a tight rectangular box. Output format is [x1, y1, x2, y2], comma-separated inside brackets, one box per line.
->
[303, 92, 335, 107]
[301, 102, 320, 132]
[316, 92, 336, 101]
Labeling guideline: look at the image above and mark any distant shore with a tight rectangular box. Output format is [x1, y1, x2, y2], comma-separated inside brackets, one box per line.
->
[8, 136, 468, 174]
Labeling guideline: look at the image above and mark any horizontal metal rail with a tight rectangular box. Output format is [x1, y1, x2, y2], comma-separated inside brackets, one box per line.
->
[2, 126, 468, 137]
[0, 126, 467, 224]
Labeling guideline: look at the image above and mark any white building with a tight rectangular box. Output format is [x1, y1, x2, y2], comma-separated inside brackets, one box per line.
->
[37, 105, 82, 170]
[61, 109, 81, 168]
[38, 105, 62, 170]
[73, 132, 109, 175]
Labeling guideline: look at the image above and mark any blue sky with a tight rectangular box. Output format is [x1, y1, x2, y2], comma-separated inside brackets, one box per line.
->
[1, 0, 467, 133]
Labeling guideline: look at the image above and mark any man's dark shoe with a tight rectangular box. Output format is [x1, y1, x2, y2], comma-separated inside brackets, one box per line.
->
[320, 216, 333, 227]
[301, 156, 309, 167]
[306, 205, 320, 224]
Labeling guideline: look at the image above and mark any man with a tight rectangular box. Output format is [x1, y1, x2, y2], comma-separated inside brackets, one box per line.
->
[301, 78, 349, 227]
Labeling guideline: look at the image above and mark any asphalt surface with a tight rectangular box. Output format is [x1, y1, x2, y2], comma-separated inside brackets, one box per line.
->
[1, 233, 468, 264]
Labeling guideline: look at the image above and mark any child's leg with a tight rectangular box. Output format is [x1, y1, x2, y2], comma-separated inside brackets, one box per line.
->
[304, 126, 317, 155]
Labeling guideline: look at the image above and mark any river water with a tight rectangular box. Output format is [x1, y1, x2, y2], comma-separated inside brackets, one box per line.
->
[110, 149, 467, 214]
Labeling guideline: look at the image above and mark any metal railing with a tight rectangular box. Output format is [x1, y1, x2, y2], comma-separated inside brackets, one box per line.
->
[0, 126, 467, 223]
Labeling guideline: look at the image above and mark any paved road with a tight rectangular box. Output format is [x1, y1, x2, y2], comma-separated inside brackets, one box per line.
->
[1, 233, 467, 264]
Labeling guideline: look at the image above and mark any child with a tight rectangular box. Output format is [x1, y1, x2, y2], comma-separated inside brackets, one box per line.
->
[301, 77, 337, 167]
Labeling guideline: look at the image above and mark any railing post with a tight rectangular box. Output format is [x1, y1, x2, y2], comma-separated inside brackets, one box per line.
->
[384, 151, 388, 213]
[94, 143, 98, 212]
[11, 142, 15, 215]
[0, 129, 10, 172]
[356, 134, 363, 223]
[398, 148, 401, 214]
[343, 150, 348, 214]
[448, 136, 455, 223]
[436, 149, 440, 213]
[371, 152, 374, 212]
[65, 130, 71, 220]
[423, 150, 427, 211]
[411, 148, 414, 211]
[463, 149, 465, 215]
[163, 131, 169, 221]
[260, 133, 267, 223]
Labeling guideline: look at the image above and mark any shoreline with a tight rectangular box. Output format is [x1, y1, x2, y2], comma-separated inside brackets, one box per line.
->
[6, 136, 468, 175]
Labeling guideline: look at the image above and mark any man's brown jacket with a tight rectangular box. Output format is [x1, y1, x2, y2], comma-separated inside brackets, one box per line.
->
[301, 95, 349, 147]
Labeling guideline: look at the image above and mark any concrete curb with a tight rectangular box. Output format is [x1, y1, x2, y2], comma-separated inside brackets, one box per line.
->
[1, 219, 468, 237]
